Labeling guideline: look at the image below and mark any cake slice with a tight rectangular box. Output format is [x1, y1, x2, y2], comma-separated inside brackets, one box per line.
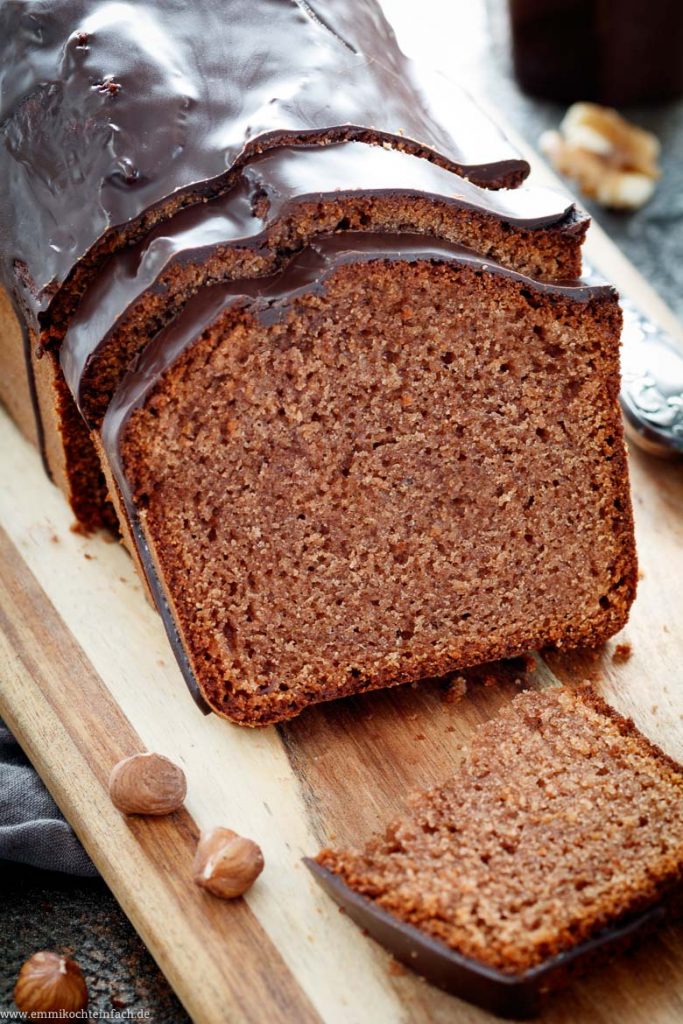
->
[100, 235, 636, 724]
[309, 687, 683, 1017]
[63, 142, 586, 432]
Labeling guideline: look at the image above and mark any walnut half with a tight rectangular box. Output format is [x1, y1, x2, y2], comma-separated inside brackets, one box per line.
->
[540, 102, 660, 210]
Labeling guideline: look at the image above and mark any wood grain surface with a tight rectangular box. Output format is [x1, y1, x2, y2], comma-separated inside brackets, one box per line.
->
[1, 132, 683, 1024]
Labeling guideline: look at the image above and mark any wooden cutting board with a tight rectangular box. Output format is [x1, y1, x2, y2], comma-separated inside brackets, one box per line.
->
[2, 156, 683, 1024]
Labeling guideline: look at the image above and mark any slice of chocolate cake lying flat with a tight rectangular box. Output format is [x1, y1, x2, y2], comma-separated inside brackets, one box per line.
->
[309, 687, 683, 1018]
[100, 235, 636, 724]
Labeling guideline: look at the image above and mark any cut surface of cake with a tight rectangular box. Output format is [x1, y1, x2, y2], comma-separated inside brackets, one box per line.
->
[101, 236, 636, 724]
[310, 687, 683, 1015]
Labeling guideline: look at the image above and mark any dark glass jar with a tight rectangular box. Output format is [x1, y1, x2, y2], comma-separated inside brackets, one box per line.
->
[509, 0, 683, 105]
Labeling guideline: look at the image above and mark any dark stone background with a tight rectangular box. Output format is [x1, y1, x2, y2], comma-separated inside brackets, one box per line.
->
[0, 864, 189, 1022]
[1, 3, 681, 1022]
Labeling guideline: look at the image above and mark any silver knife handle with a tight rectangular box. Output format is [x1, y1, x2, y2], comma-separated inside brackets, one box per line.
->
[585, 261, 683, 457]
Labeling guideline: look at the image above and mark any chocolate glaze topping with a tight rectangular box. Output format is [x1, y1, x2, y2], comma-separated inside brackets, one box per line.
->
[304, 859, 672, 1019]
[62, 141, 581, 416]
[100, 231, 613, 711]
[0, 0, 529, 314]
[18, 304, 53, 481]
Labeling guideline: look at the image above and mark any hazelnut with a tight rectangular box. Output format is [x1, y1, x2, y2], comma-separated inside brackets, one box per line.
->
[193, 827, 264, 898]
[14, 952, 88, 1017]
[108, 752, 186, 815]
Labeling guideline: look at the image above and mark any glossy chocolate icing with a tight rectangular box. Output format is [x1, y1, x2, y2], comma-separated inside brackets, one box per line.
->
[304, 859, 671, 1018]
[0, 0, 529, 315]
[100, 231, 614, 712]
[62, 141, 581, 418]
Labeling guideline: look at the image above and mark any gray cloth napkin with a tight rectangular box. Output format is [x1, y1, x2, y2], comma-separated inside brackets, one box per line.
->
[0, 721, 97, 876]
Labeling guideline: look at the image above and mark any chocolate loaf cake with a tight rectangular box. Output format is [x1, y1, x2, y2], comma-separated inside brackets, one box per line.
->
[100, 236, 635, 724]
[310, 687, 683, 1015]
[0, 0, 530, 530]
[0, 0, 638, 725]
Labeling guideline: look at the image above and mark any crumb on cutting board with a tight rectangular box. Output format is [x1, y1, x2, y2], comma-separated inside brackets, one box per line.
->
[612, 643, 632, 664]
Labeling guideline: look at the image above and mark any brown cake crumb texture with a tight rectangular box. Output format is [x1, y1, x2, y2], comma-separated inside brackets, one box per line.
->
[317, 687, 683, 974]
[119, 256, 636, 724]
